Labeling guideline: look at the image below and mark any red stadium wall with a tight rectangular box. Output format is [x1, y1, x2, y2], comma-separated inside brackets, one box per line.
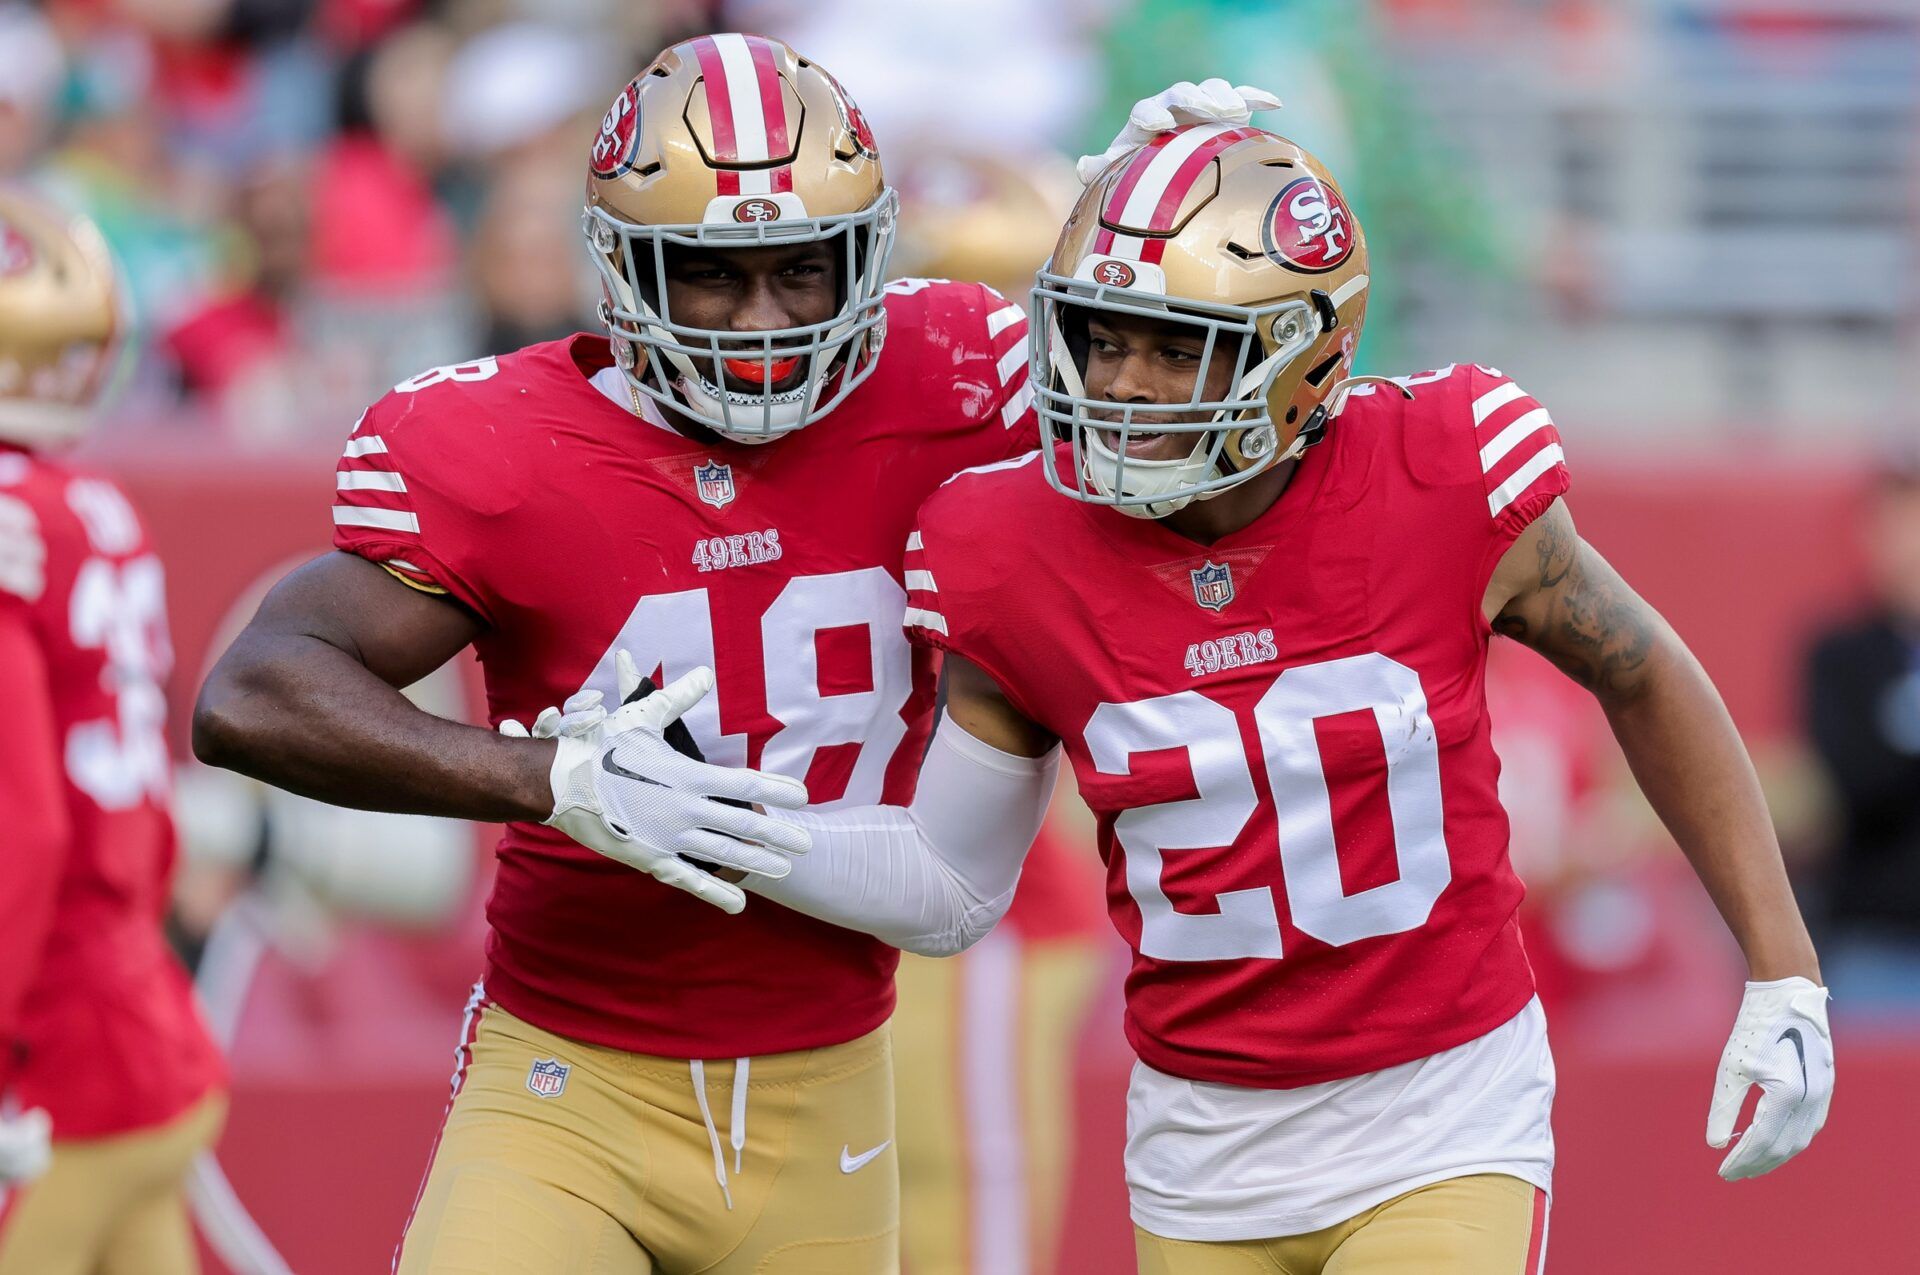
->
[96, 441, 1914, 1273]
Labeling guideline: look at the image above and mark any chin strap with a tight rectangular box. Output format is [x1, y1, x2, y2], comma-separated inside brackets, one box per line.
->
[1324, 373, 1415, 419]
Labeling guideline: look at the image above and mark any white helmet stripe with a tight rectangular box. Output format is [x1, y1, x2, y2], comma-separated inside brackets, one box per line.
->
[712, 34, 770, 163]
[1115, 123, 1242, 229]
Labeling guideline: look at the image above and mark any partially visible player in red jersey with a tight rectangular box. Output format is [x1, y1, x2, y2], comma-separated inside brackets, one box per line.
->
[737, 96, 1836, 1273]
[193, 35, 1036, 1274]
[0, 191, 226, 1274]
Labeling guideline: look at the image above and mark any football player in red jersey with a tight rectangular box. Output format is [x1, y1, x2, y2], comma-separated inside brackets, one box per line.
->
[192, 35, 1038, 1274]
[0, 191, 227, 1274]
[734, 102, 1836, 1272]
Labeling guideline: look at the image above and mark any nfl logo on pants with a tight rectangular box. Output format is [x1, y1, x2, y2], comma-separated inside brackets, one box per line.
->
[695, 459, 736, 509]
[526, 1058, 569, 1099]
[1191, 560, 1234, 611]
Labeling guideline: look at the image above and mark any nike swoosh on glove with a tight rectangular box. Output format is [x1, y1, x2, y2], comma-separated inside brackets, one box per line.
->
[505, 656, 810, 914]
[1706, 976, 1835, 1180]
[0, 1108, 51, 1185]
[1075, 78, 1282, 184]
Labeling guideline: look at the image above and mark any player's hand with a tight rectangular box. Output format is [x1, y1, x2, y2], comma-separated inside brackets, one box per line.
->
[517, 664, 811, 914]
[1075, 78, 1282, 183]
[498, 688, 611, 741]
[0, 1107, 51, 1185]
[1706, 976, 1834, 1180]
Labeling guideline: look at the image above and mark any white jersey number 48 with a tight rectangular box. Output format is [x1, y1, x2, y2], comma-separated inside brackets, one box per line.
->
[1086, 652, 1451, 962]
[574, 567, 912, 811]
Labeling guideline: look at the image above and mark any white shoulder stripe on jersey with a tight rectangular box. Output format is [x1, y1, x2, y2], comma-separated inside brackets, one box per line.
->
[337, 470, 408, 493]
[995, 344, 1027, 387]
[1471, 380, 1526, 427]
[905, 606, 949, 635]
[905, 569, 937, 593]
[1000, 383, 1035, 428]
[986, 304, 1027, 339]
[1478, 408, 1555, 472]
[1487, 444, 1565, 518]
[906, 530, 924, 551]
[333, 505, 420, 533]
[343, 436, 388, 458]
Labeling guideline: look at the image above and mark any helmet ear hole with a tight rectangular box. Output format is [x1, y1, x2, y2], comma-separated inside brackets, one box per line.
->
[1303, 351, 1342, 389]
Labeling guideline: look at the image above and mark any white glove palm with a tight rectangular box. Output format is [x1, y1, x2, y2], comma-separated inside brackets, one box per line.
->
[1706, 976, 1834, 1180]
[1076, 78, 1282, 184]
[0, 1107, 51, 1185]
[505, 657, 810, 915]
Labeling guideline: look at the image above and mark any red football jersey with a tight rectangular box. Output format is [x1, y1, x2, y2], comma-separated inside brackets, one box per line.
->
[332, 280, 1037, 1058]
[0, 446, 225, 1137]
[906, 364, 1570, 1088]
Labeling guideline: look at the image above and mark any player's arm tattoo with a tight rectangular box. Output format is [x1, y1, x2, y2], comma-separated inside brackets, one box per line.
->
[1491, 502, 1660, 700]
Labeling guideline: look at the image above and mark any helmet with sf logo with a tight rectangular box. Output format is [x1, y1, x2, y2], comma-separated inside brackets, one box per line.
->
[583, 34, 896, 443]
[0, 189, 120, 450]
[1032, 126, 1371, 516]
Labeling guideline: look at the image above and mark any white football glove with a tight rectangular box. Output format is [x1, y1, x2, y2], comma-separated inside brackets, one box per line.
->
[497, 688, 615, 743]
[505, 655, 811, 915]
[1706, 976, 1834, 1180]
[0, 1107, 51, 1185]
[1076, 78, 1283, 184]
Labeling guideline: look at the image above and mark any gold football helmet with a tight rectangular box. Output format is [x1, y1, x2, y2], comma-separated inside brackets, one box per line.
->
[891, 148, 1078, 307]
[1033, 125, 1374, 516]
[0, 189, 119, 449]
[582, 34, 896, 442]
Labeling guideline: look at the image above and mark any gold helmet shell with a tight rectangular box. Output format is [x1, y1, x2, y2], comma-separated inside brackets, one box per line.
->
[890, 148, 1078, 307]
[1033, 125, 1370, 516]
[0, 189, 119, 449]
[582, 34, 896, 442]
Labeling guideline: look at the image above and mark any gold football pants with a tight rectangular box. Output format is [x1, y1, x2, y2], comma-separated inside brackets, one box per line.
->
[0, 1090, 227, 1275]
[892, 934, 1103, 1275]
[1134, 1173, 1549, 1275]
[395, 1000, 898, 1275]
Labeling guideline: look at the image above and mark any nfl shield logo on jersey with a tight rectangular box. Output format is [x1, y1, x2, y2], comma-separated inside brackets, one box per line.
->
[526, 1058, 569, 1099]
[694, 460, 735, 509]
[1190, 561, 1235, 611]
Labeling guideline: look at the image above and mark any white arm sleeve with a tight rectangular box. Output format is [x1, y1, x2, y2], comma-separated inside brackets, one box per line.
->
[744, 712, 1059, 957]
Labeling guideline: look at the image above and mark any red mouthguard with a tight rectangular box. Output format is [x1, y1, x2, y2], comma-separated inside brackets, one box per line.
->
[721, 356, 801, 385]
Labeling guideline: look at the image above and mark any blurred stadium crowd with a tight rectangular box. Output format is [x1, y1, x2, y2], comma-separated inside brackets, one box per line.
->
[1, 1, 1916, 1270]
[1, 0, 1911, 445]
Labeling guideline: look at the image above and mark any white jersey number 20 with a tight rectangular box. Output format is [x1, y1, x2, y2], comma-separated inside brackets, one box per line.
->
[1085, 653, 1452, 962]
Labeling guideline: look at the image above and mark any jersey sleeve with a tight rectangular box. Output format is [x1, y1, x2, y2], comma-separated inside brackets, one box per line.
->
[0, 488, 47, 609]
[0, 601, 70, 1043]
[978, 285, 1040, 456]
[902, 522, 953, 655]
[901, 478, 1000, 666]
[1460, 364, 1570, 548]
[330, 392, 494, 620]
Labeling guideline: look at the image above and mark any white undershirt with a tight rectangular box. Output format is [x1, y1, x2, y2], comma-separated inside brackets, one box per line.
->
[1126, 997, 1556, 1241]
[588, 364, 682, 436]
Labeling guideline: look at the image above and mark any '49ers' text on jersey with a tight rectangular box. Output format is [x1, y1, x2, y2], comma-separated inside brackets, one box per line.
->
[906, 364, 1569, 1088]
[331, 279, 1036, 1058]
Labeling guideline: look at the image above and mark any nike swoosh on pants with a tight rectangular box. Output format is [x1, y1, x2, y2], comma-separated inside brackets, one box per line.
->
[839, 1141, 891, 1174]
